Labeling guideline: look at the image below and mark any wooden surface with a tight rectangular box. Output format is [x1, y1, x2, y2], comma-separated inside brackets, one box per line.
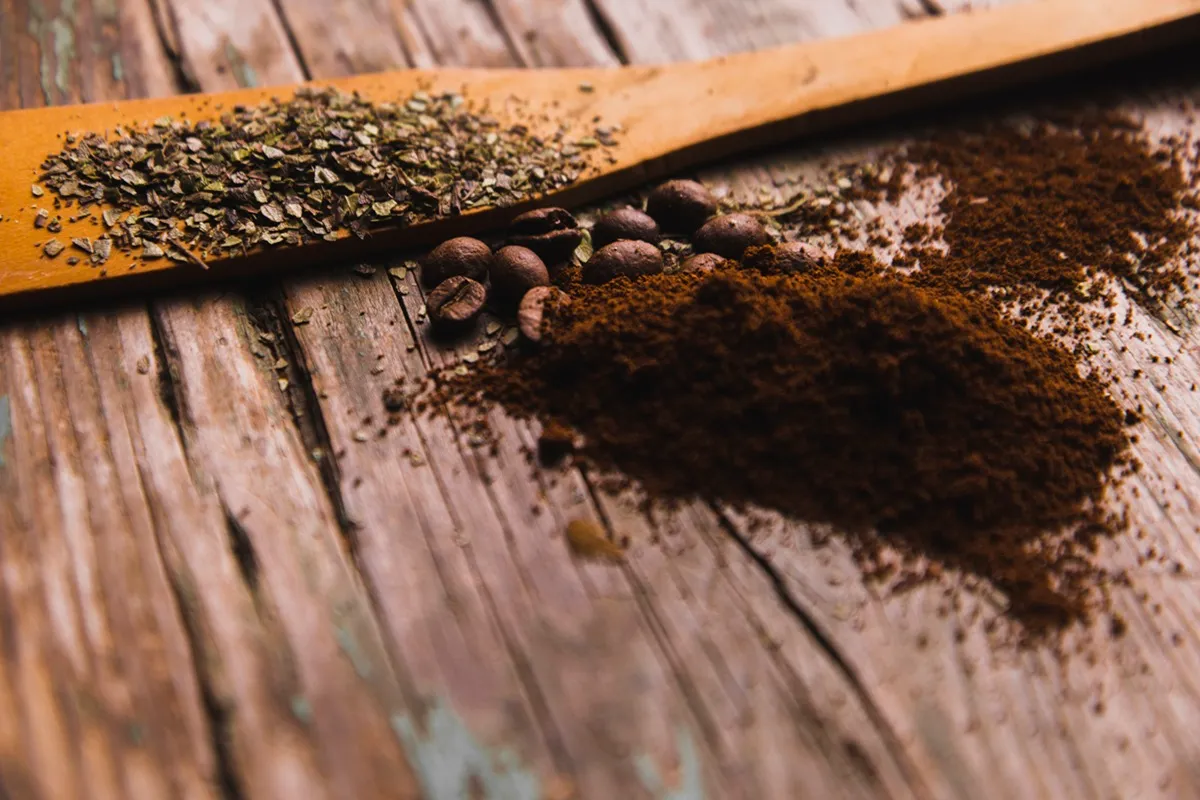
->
[4, 0, 1200, 308]
[2, 0, 1200, 798]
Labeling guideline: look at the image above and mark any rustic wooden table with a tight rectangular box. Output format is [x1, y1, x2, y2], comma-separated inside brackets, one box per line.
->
[3, 0, 1200, 798]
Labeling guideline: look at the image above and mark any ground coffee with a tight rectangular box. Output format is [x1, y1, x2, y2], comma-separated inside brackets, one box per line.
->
[406, 105, 1197, 640]
[897, 112, 1197, 330]
[425, 259, 1133, 633]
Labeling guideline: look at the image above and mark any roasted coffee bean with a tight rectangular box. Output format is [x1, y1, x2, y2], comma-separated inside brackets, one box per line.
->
[427, 276, 487, 329]
[491, 245, 550, 304]
[591, 207, 660, 249]
[518, 286, 572, 343]
[742, 241, 826, 275]
[646, 179, 717, 233]
[693, 213, 770, 259]
[680, 252, 729, 273]
[509, 207, 584, 263]
[582, 240, 665, 285]
[421, 236, 492, 286]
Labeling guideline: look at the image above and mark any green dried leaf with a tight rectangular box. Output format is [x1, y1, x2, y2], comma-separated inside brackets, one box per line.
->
[573, 228, 593, 263]
[32, 87, 595, 264]
[93, 237, 112, 263]
[260, 203, 284, 223]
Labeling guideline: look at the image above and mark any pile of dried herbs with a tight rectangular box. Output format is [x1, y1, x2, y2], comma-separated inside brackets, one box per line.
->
[35, 87, 602, 267]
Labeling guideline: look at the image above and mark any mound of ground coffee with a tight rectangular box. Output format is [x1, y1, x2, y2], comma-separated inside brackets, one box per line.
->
[428, 259, 1133, 631]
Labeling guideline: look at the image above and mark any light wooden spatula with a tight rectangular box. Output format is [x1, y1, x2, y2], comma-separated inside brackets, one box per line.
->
[1, 0, 1198, 310]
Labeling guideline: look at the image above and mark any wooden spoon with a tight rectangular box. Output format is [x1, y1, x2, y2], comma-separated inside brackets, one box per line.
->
[1, 0, 1198, 309]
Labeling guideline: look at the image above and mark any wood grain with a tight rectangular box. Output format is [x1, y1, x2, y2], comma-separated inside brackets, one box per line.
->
[4, 0, 1200, 308]
[5, 0, 1200, 797]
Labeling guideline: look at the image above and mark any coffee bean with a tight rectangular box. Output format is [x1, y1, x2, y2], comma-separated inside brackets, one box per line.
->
[427, 276, 487, 329]
[680, 252, 729, 273]
[591, 207, 660, 249]
[509, 207, 584, 263]
[491, 245, 549, 304]
[743, 241, 826, 275]
[646, 180, 717, 233]
[518, 286, 572, 343]
[693, 213, 770, 259]
[582, 240, 665, 285]
[422, 236, 491, 286]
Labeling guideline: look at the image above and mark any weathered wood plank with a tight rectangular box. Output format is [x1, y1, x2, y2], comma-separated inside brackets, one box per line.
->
[151, 289, 420, 798]
[84, 309, 334, 800]
[600, 2, 1200, 798]
[3, 0, 428, 796]
[156, 0, 590, 796]
[0, 2, 218, 797]
[243, 0, 734, 793]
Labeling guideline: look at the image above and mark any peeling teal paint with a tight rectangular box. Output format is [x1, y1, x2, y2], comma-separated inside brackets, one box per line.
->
[223, 41, 259, 88]
[335, 626, 373, 679]
[50, 17, 74, 98]
[28, 0, 53, 104]
[28, 0, 77, 105]
[290, 696, 312, 724]
[110, 53, 123, 82]
[391, 700, 540, 800]
[0, 395, 10, 468]
[635, 728, 704, 800]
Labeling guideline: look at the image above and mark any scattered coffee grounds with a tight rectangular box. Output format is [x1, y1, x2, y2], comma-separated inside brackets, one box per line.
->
[423, 259, 1133, 634]
[397, 105, 1200, 641]
[35, 87, 602, 266]
[900, 112, 1198, 323]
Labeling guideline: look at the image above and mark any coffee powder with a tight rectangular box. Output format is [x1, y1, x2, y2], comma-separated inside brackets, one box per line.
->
[425, 260, 1132, 633]
[406, 107, 1197, 640]
[896, 112, 1197, 329]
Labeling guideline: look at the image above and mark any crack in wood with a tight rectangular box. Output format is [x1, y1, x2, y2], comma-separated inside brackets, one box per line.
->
[476, 0, 528, 69]
[265, 0, 313, 80]
[146, 0, 200, 91]
[580, 0, 630, 65]
[222, 506, 261, 591]
[574, 471, 732, 770]
[145, 304, 186, 430]
[160, 554, 248, 800]
[707, 504, 933, 798]
[248, 291, 363, 559]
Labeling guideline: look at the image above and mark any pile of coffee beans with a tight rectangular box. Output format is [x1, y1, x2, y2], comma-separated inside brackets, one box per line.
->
[420, 179, 780, 337]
